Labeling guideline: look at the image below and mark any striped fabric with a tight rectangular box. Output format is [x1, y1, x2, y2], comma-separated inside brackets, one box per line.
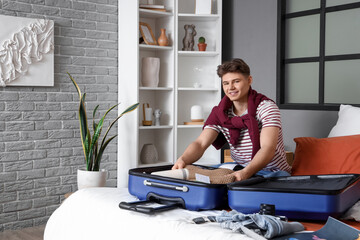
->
[205, 100, 291, 173]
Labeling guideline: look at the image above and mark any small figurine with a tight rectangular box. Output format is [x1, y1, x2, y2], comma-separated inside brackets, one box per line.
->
[154, 109, 162, 126]
[182, 24, 197, 51]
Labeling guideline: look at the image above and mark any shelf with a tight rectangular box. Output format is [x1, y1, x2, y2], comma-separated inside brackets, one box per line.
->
[178, 13, 220, 21]
[139, 125, 173, 130]
[140, 87, 173, 91]
[177, 125, 204, 129]
[178, 51, 219, 57]
[178, 87, 218, 91]
[138, 161, 172, 168]
[119, 0, 222, 181]
[140, 44, 173, 51]
[139, 9, 173, 18]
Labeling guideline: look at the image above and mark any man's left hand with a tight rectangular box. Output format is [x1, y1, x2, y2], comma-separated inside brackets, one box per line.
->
[230, 169, 251, 181]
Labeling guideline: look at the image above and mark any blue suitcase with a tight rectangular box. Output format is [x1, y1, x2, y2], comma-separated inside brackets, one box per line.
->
[119, 165, 228, 214]
[227, 174, 360, 220]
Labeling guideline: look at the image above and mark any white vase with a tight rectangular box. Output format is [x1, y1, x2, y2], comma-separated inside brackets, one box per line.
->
[191, 105, 203, 121]
[77, 169, 107, 189]
[141, 57, 160, 87]
[140, 144, 159, 164]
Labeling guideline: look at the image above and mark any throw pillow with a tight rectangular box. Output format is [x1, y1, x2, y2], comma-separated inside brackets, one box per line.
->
[292, 135, 360, 175]
[328, 104, 360, 137]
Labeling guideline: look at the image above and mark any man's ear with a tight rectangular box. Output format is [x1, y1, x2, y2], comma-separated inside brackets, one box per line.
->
[248, 76, 253, 85]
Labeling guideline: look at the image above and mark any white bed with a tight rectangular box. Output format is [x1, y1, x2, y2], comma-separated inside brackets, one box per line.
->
[44, 187, 253, 240]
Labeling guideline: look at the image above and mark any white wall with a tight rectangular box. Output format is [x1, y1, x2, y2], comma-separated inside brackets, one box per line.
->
[223, 0, 338, 151]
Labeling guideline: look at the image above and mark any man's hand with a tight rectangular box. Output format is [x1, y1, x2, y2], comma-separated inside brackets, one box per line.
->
[230, 169, 251, 181]
[172, 158, 186, 170]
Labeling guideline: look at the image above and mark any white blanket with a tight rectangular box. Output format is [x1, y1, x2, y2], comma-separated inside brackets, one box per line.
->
[44, 187, 253, 240]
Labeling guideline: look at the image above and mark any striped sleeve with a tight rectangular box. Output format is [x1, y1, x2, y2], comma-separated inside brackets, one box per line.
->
[204, 125, 221, 133]
[257, 100, 282, 129]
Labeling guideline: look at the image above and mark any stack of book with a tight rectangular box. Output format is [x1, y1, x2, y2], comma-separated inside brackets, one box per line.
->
[139, 4, 166, 12]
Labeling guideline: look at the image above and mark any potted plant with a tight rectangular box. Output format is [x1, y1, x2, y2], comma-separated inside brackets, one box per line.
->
[197, 36, 207, 51]
[68, 73, 139, 189]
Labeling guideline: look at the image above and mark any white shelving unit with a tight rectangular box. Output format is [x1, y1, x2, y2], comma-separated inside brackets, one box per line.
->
[118, 0, 222, 186]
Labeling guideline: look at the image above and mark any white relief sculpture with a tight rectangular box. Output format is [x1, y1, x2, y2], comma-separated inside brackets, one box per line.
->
[0, 19, 54, 87]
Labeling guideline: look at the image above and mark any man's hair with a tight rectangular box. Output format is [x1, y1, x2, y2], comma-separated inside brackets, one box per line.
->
[217, 58, 250, 78]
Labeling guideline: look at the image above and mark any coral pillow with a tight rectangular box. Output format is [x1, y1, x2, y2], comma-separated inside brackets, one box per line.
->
[292, 135, 360, 176]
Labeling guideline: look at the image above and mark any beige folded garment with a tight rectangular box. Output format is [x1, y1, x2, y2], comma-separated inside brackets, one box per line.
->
[185, 165, 235, 184]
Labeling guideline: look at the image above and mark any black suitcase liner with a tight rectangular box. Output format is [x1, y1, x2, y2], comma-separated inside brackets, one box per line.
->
[228, 174, 360, 195]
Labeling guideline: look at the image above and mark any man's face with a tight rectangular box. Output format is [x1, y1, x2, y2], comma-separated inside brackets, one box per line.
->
[222, 72, 252, 102]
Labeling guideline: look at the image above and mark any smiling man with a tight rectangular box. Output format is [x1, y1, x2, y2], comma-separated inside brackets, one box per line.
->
[173, 58, 291, 181]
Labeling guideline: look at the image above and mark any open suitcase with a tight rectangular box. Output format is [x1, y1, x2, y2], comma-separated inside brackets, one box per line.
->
[119, 165, 228, 214]
[120, 165, 360, 220]
[228, 174, 360, 220]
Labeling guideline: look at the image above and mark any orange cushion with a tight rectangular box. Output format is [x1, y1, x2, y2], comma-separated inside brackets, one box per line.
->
[292, 135, 360, 175]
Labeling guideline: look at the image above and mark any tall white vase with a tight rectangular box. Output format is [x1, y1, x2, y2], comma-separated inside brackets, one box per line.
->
[77, 169, 107, 189]
[141, 57, 160, 87]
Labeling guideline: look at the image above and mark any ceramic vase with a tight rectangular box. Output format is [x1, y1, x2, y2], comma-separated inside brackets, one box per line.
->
[158, 28, 169, 46]
[140, 144, 158, 164]
[191, 105, 203, 121]
[77, 169, 107, 189]
[141, 57, 160, 87]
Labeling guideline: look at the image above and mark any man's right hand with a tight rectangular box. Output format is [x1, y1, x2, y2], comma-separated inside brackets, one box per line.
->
[172, 158, 186, 170]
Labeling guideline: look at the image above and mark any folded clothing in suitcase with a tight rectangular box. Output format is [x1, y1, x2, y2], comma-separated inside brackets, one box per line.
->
[228, 174, 360, 220]
[122, 165, 228, 213]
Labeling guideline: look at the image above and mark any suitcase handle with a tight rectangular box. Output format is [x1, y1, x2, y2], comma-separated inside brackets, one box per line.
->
[143, 180, 189, 192]
[119, 200, 179, 214]
[119, 193, 185, 214]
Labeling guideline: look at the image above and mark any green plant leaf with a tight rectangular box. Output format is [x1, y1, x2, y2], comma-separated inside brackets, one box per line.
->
[92, 105, 99, 132]
[71, 81, 90, 162]
[84, 130, 92, 170]
[86, 103, 120, 169]
[100, 103, 139, 149]
[67, 72, 82, 99]
[121, 102, 140, 115]
[94, 135, 117, 171]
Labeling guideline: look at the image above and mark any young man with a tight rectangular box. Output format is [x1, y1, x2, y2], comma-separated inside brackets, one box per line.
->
[172, 59, 291, 181]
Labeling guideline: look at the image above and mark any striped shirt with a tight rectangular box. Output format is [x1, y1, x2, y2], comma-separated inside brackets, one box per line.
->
[205, 100, 291, 173]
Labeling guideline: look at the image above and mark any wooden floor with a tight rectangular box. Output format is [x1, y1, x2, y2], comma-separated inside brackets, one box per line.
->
[0, 225, 45, 240]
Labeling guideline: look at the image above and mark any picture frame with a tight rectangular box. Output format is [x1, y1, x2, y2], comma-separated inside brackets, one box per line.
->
[139, 22, 157, 45]
[0, 15, 54, 87]
[195, 0, 212, 14]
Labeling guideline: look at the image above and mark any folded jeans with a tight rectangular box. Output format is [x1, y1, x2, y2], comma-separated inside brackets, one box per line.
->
[215, 210, 304, 239]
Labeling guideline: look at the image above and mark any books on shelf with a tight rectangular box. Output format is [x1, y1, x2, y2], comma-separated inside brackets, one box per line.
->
[140, 4, 166, 11]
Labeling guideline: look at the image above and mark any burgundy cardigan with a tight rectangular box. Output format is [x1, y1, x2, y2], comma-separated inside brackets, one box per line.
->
[204, 88, 272, 159]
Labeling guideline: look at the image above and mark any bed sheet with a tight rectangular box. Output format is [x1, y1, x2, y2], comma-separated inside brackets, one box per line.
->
[44, 187, 253, 240]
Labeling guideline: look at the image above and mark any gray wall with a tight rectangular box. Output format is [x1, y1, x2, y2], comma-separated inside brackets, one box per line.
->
[0, 0, 118, 231]
[223, 0, 338, 151]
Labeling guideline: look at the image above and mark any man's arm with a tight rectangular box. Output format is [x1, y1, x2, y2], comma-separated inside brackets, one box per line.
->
[231, 126, 279, 181]
[172, 128, 219, 169]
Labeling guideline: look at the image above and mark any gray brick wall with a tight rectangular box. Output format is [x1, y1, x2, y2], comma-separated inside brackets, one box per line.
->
[0, 0, 118, 231]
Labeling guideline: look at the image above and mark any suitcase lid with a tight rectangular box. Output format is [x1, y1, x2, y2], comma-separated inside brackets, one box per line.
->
[228, 174, 360, 195]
